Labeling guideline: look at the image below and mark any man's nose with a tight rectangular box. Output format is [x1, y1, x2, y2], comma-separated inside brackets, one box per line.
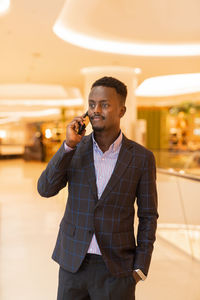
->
[94, 103, 102, 114]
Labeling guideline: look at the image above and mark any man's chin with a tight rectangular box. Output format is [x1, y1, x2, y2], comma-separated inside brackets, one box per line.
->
[92, 125, 105, 132]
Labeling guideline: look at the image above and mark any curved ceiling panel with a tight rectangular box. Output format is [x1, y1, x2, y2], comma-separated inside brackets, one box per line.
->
[135, 73, 200, 97]
[53, 0, 200, 56]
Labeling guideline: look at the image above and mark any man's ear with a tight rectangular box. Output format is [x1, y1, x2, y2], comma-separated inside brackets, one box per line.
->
[119, 106, 126, 118]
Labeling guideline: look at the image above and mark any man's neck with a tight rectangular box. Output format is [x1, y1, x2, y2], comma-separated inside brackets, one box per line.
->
[94, 129, 121, 153]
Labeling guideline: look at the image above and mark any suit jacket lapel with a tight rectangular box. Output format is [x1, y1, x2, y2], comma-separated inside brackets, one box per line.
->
[95, 135, 134, 207]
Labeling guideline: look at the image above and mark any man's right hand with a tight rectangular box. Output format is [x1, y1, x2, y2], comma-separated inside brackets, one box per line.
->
[65, 116, 86, 148]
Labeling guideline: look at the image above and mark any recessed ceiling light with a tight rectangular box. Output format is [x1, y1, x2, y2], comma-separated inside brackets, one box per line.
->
[0, 0, 10, 14]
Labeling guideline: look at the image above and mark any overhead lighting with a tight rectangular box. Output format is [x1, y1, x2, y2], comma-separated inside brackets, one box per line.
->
[134, 68, 142, 75]
[135, 73, 200, 97]
[0, 0, 10, 14]
[0, 109, 61, 118]
[0, 117, 20, 125]
[0, 129, 7, 138]
[0, 109, 62, 124]
[53, 0, 200, 57]
[0, 84, 83, 108]
[0, 84, 82, 99]
[53, 25, 200, 57]
[45, 129, 52, 139]
[0, 98, 83, 107]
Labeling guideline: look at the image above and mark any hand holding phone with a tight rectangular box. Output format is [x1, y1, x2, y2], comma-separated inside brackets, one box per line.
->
[78, 112, 89, 135]
[65, 112, 89, 148]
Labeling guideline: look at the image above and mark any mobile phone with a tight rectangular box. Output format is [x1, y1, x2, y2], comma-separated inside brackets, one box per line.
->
[78, 111, 89, 135]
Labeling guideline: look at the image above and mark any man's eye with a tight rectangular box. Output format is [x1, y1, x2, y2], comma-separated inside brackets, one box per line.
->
[102, 103, 109, 108]
[89, 103, 95, 109]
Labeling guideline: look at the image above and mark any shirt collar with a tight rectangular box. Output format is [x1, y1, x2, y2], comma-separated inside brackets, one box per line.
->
[92, 131, 122, 153]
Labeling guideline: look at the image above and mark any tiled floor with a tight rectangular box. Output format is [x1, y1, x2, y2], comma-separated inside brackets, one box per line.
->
[0, 159, 200, 300]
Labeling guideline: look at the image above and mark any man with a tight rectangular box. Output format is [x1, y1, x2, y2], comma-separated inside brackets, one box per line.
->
[38, 76, 158, 300]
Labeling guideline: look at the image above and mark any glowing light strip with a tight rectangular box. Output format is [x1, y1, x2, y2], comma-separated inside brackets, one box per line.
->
[0, 0, 10, 14]
[0, 109, 61, 118]
[0, 98, 83, 107]
[0, 117, 20, 125]
[53, 24, 200, 57]
[136, 73, 200, 97]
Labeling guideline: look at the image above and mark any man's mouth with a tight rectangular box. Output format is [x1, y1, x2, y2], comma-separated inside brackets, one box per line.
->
[91, 115, 104, 121]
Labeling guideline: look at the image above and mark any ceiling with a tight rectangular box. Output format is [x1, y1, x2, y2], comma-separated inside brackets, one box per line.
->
[54, 0, 200, 56]
[0, 0, 200, 92]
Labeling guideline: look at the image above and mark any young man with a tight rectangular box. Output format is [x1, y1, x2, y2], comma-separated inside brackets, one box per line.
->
[38, 77, 158, 300]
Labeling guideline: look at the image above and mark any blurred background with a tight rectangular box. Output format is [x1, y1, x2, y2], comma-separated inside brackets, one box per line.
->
[0, 0, 200, 299]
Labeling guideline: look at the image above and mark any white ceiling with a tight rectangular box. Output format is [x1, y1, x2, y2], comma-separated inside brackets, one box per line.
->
[60, 0, 200, 44]
[0, 0, 200, 91]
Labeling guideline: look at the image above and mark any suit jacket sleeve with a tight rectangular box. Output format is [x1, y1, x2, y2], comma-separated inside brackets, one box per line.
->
[37, 141, 76, 198]
[133, 150, 158, 276]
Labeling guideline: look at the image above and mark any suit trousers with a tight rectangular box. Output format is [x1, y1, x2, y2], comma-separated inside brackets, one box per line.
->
[57, 254, 136, 300]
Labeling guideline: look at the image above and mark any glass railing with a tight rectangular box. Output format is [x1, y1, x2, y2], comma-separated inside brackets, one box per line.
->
[157, 166, 200, 262]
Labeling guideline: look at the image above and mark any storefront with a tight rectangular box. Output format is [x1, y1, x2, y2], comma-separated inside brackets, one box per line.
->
[137, 101, 200, 175]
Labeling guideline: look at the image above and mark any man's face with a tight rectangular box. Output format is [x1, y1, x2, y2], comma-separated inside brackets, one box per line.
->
[88, 86, 126, 132]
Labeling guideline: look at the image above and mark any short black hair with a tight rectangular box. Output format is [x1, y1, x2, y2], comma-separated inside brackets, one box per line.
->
[91, 76, 127, 104]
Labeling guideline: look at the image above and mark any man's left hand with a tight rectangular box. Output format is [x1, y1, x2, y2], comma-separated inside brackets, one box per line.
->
[132, 270, 141, 284]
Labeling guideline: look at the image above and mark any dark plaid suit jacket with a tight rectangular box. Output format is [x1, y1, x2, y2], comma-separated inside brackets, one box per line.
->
[37, 133, 158, 278]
